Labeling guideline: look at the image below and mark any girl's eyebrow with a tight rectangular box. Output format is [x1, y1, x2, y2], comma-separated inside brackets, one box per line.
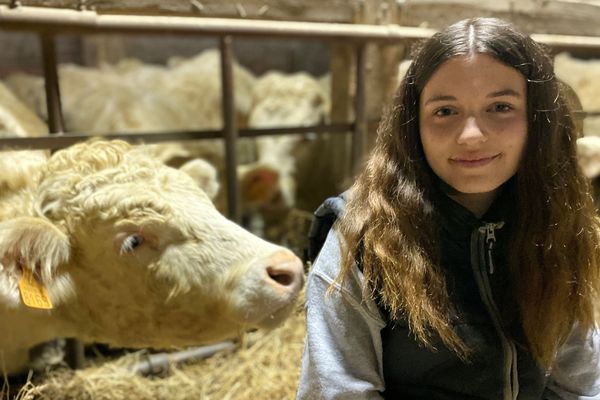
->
[423, 95, 456, 105]
[423, 89, 522, 106]
[487, 88, 522, 98]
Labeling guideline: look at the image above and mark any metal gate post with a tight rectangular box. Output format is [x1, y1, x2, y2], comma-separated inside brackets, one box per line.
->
[39, 32, 65, 134]
[220, 35, 241, 223]
[41, 31, 85, 370]
[351, 42, 367, 175]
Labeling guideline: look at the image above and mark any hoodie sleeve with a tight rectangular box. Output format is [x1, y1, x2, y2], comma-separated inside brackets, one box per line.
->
[543, 323, 600, 400]
[296, 229, 386, 400]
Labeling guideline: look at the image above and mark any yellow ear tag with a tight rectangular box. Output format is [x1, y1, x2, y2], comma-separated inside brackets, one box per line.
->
[19, 268, 53, 309]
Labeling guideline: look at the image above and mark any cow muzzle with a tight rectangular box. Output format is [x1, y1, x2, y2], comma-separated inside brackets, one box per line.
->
[240, 249, 304, 329]
[263, 250, 304, 295]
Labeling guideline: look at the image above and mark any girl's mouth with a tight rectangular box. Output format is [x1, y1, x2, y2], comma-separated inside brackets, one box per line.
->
[450, 154, 500, 168]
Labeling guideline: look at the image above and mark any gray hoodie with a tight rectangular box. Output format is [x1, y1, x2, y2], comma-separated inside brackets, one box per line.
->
[297, 228, 600, 399]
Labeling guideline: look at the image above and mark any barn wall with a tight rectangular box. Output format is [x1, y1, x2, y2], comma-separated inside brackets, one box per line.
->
[0, 32, 330, 78]
[2, 0, 599, 36]
[399, 0, 600, 36]
[397, 0, 600, 58]
[0, 0, 358, 22]
[0, 32, 85, 77]
[81, 35, 330, 76]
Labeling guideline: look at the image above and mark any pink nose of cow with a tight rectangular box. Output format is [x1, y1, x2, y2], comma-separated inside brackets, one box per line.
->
[262, 250, 304, 293]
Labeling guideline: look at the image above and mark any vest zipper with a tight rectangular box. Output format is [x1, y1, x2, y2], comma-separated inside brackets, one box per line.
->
[471, 222, 519, 400]
[484, 221, 504, 274]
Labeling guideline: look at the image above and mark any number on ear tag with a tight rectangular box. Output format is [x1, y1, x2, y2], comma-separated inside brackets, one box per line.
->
[19, 268, 53, 309]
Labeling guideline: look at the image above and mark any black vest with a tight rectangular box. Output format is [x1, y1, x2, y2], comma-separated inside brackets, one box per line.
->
[380, 186, 546, 399]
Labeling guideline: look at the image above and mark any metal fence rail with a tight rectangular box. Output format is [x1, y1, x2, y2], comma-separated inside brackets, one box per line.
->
[0, 5, 436, 40]
[2, 5, 600, 49]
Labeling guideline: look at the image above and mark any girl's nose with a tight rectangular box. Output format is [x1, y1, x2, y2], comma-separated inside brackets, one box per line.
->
[457, 116, 487, 145]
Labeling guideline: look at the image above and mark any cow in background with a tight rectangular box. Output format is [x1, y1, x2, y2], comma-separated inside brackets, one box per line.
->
[3, 51, 335, 220]
[554, 52, 600, 136]
[5, 50, 257, 212]
[0, 80, 49, 194]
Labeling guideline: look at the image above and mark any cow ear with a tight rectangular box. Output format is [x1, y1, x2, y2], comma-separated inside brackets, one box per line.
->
[178, 158, 220, 200]
[0, 217, 71, 286]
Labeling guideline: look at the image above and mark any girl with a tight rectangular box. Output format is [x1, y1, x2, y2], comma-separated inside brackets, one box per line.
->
[298, 17, 600, 399]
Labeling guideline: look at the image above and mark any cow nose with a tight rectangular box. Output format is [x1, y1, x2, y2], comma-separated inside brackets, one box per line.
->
[262, 250, 304, 292]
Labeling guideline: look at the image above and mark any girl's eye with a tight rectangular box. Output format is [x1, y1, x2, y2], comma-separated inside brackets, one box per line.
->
[434, 107, 456, 117]
[120, 234, 144, 254]
[490, 103, 513, 113]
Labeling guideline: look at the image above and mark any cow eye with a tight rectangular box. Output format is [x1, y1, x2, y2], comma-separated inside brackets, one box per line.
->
[120, 234, 144, 254]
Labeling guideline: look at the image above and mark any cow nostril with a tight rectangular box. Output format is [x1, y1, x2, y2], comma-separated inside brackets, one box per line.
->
[266, 266, 294, 286]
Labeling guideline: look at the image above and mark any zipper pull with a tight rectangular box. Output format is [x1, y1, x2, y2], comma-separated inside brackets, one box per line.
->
[483, 222, 504, 274]
[487, 240, 495, 274]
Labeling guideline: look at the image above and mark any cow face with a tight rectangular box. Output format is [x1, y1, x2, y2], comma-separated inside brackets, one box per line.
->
[0, 140, 303, 349]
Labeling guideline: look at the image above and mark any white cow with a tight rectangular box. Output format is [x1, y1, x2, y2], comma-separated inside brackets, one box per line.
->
[0, 80, 49, 193]
[4, 50, 259, 212]
[3, 52, 334, 216]
[0, 140, 304, 375]
[241, 71, 331, 213]
[554, 52, 600, 136]
[577, 136, 600, 180]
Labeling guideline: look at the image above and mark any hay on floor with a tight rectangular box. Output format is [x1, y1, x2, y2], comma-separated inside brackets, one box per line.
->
[13, 307, 306, 400]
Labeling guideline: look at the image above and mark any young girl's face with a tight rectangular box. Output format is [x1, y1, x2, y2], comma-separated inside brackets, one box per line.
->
[419, 54, 527, 196]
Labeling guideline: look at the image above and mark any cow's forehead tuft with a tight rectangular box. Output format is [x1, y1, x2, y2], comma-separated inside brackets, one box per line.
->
[34, 141, 212, 224]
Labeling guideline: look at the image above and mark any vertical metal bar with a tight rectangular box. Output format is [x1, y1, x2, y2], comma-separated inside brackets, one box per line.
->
[64, 338, 85, 370]
[351, 43, 367, 174]
[39, 32, 65, 134]
[220, 35, 240, 223]
[41, 32, 84, 370]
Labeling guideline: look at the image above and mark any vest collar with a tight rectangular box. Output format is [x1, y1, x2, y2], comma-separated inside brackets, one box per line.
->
[430, 177, 516, 233]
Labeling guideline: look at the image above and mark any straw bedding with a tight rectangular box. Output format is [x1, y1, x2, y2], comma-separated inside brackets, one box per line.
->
[9, 303, 307, 400]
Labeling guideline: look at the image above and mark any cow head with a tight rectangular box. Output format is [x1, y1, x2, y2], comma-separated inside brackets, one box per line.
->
[0, 140, 304, 349]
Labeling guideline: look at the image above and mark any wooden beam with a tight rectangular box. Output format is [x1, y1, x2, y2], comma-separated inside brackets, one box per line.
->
[0, 0, 357, 22]
[398, 0, 600, 37]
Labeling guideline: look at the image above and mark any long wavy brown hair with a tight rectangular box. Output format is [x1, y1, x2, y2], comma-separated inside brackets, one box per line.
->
[335, 17, 600, 368]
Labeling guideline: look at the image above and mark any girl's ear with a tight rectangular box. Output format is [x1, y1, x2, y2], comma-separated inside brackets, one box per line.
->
[0, 217, 71, 288]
